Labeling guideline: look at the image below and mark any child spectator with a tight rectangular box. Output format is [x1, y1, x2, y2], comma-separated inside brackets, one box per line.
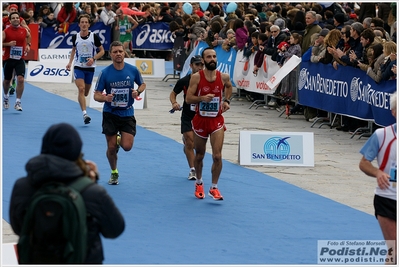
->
[276, 41, 290, 66]
[38, 5, 51, 21]
[222, 29, 236, 51]
[279, 33, 302, 98]
[41, 12, 59, 30]
[253, 33, 268, 75]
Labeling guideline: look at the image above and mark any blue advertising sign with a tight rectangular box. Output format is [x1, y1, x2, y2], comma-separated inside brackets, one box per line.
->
[40, 22, 112, 50]
[298, 61, 396, 127]
[132, 22, 173, 50]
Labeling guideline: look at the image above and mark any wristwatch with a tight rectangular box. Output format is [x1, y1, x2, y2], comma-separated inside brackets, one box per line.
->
[223, 99, 230, 104]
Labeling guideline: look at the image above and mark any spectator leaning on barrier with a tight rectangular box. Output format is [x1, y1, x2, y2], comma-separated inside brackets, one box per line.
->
[100, 3, 117, 26]
[310, 29, 328, 63]
[330, 25, 354, 69]
[319, 29, 341, 65]
[365, 42, 385, 83]
[41, 12, 58, 31]
[377, 41, 397, 82]
[57, 3, 77, 26]
[335, 22, 364, 67]
[351, 28, 375, 70]
[264, 25, 287, 62]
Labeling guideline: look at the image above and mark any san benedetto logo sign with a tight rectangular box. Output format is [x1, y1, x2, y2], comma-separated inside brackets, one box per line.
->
[239, 131, 314, 166]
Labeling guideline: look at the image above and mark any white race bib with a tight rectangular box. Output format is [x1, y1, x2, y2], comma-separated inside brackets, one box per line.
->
[199, 97, 220, 117]
[120, 25, 126, 35]
[10, 46, 23, 60]
[111, 88, 129, 108]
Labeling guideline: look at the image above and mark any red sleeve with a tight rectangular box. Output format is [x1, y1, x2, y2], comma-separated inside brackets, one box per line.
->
[57, 8, 66, 23]
[68, 8, 77, 23]
[195, 10, 204, 18]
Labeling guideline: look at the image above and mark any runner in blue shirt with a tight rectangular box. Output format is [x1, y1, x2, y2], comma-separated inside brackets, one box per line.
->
[94, 41, 146, 185]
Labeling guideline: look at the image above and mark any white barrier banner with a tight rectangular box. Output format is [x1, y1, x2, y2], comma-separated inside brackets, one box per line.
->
[26, 61, 73, 83]
[266, 55, 302, 89]
[39, 48, 72, 62]
[239, 131, 314, 166]
[233, 50, 280, 94]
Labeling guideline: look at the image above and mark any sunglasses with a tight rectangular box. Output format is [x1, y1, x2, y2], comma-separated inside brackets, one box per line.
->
[271, 30, 278, 33]
[193, 62, 203, 66]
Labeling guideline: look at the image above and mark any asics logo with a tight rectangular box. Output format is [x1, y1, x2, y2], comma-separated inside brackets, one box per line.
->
[30, 65, 70, 76]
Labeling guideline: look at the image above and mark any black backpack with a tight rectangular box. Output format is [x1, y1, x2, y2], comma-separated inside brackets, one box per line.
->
[17, 177, 93, 264]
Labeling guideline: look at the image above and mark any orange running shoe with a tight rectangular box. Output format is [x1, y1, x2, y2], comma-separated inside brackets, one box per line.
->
[195, 183, 205, 199]
[208, 187, 223, 200]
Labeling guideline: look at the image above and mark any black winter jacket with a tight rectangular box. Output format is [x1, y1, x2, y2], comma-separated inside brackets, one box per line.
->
[9, 154, 125, 264]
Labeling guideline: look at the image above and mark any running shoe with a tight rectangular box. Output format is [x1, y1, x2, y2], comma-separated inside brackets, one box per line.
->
[116, 132, 121, 153]
[188, 170, 196, 180]
[9, 86, 15, 95]
[108, 173, 119, 185]
[9, 79, 16, 95]
[3, 98, 9, 109]
[194, 183, 205, 199]
[208, 187, 223, 200]
[14, 101, 22, 111]
[83, 114, 91, 124]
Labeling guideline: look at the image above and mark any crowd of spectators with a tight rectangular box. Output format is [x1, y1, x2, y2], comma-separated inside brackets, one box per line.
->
[2, 2, 397, 129]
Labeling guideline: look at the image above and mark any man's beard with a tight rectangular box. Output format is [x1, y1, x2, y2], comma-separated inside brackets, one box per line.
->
[205, 61, 217, 71]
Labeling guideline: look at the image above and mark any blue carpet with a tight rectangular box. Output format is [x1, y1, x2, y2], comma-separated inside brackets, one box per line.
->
[2, 81, 383, 264]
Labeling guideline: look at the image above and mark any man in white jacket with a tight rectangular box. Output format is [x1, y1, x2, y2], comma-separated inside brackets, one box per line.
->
[100, 2, 117, 26]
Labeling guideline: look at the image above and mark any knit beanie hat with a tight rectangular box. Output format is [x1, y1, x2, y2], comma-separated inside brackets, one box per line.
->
[41, 123, 83, 161]
[334, 13, 345, 24]
[274, 18, 285, 29]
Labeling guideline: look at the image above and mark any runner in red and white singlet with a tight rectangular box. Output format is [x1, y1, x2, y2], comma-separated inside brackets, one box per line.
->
[186, 48, 233, 201]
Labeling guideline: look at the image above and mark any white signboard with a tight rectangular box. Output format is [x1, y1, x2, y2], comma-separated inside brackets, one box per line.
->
[233, 50, 281, 94]
[124, 58, 165, 78]
[26, 61, 73, 83]
[239, 131, 314, 166]
[266, 55, 302, 90]
[39, 48, 72, 62]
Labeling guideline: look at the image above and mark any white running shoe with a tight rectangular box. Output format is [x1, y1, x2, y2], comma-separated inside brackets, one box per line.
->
[3, 98, 9, 109]
[14, 101, 22, 111]
[188, 170, 196, 180]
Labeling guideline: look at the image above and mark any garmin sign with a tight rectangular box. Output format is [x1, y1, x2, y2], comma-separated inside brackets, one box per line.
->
[39, 49, 71, 63]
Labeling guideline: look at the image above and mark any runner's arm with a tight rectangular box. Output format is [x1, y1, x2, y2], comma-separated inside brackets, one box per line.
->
[222, 73, 232, 100]
[129, 15, 139, 31]
[185, 73, 201, 104]
[66, 47, 76, 70]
